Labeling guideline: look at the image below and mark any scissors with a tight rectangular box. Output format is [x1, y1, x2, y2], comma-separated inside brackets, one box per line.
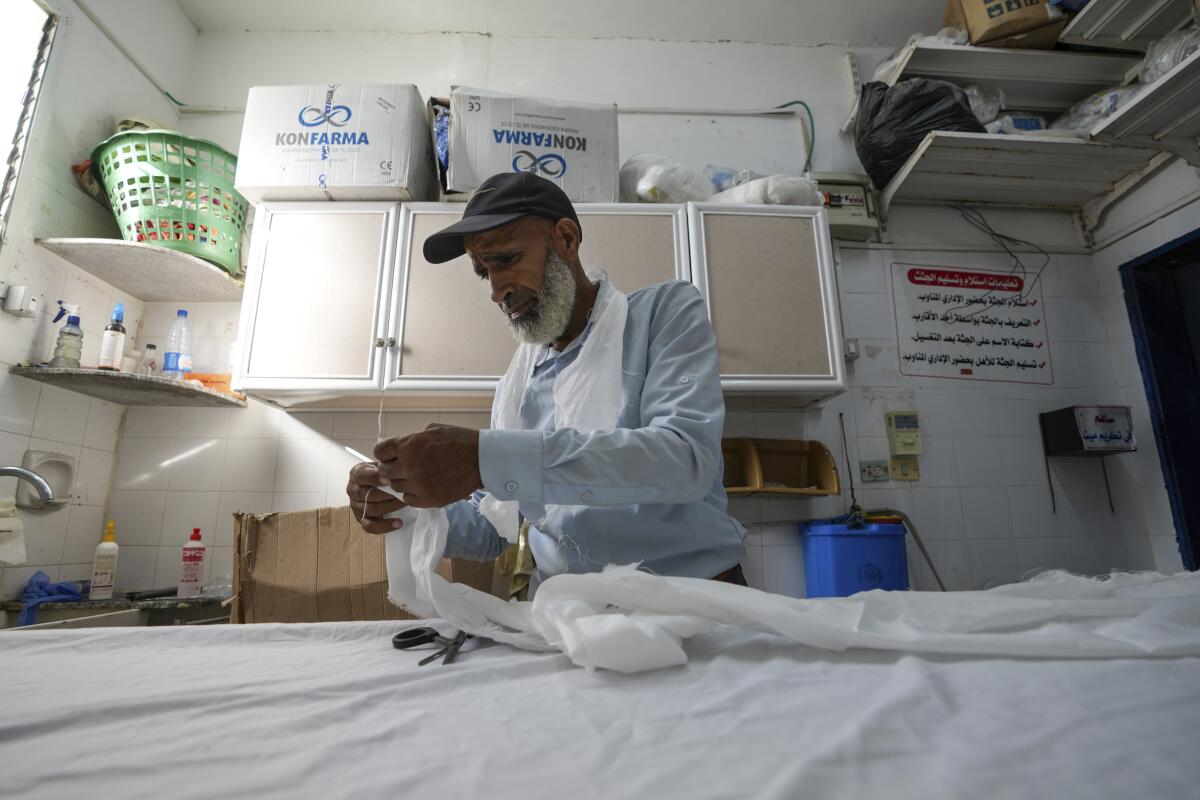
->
[392, 627, 472, 666]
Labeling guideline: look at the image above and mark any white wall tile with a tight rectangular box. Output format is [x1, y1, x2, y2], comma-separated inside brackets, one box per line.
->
[1124, 537, 1155, 571]
[1073, 342, 1117, 389]
[275, 437, 332, 494]
[208, 546, 234, 584]
[214, 491, 273, 548]
[840, 292, 894, 341]
[740, 543, 765, 591]
[852, 388, 916, 438]
[114, 545, 158, 592]
[1149, 535, 1184, 573]
[0, 371, 41, 436]
[1048, 456, 1101, 488]
[761, 544, 805, 598]
[836, 248, 887, 294]
[1140, 483, 1176, 537]
[279, 411, 334, 439]
[174, 407, 232, 439]
[271, 492, 327, 513]
[222, 437, 279, 492]
[438, 411, 492, 431]
[108, 491, 167, 546]
[161, 491, 221, 547]
[153, 545, 186, 589]
[953, 436, 1006, 488]
[913, 435, 959, 488]
[726, 496, 761, 525]
[910, 488, 965, 541]
[62, 504, 105, 563]
[967, 538, 1020, 589]
[846, 339, 900, 388]
[387, 412, 442, 437]
[753, 411, 806, 440]
[17, 504, 69, 565]
[1008, 485, 1058, 539]
[722, 411, 755, 438]
[58, 563, 92, 583]
[999, 436, 1046, 488]
[114, 436, 175, 491]
[123, 406, 180, 438]
[30, 385, 90, 445]
[990, 397, 1042, 439]
[959, 486, 1012, 540]
[333, 412, 384, 440]
[166, 438, 228, 492]
[81, 399, 124, 452]
[753, 523, 803, 547]
[227, 398, 282, 439]
[74, 447, 115, 506]
[916, 539, 972, 591]
[0, 430, 31, 496]
[1015, 537, 1069, 571]
[1062, 537, 1104, 577]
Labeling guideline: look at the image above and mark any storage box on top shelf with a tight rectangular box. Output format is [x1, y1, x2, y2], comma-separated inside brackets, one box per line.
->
[442, 86, 619, 203]
[234, 84, 437, 202]
[943, 0, 1068, 49]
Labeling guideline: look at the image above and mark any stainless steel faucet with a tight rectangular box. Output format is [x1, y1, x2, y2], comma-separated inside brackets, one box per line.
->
[0, 466, 54, 502]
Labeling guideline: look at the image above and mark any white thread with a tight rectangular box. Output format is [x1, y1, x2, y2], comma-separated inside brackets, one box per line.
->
[357, 380, 390, 525]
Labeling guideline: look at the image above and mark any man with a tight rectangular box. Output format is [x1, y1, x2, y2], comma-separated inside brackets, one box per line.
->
[347, 172, 745, 593]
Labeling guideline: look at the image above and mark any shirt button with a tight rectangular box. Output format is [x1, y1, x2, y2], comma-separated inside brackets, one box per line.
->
[581, 490, 593, 502]
[505, 481, 518, 493]
[679, 375, 690, 384]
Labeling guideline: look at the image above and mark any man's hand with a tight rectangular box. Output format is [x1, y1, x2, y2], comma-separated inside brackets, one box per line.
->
[346, 462, 408, 534]
[373, 423, 483, 508]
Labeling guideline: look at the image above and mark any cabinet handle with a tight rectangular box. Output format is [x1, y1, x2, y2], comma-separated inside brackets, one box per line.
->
[374, 337, 385, 348]
[386, 337, 396, 348]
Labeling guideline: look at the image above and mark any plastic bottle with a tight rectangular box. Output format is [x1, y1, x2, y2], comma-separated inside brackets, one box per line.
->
[177, 528, 206, 598]
[97, 302, 127, 371]
[162, 309, 193, 381]
[48, 301, 83, 369]
[89, 520, 119, 600]
[135, 343, 159, 376]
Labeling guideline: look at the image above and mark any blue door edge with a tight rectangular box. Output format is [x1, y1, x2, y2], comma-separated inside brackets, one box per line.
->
[1118, 226, 1200, 571]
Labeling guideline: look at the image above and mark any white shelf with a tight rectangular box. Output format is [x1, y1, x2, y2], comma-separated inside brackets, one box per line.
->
[1091, 49, 1200, 165]
[36, 238, 244, 302]
[880, 131, 1157, 213]
[1059, 0, 1193, 52]
[883, 43, 1140, 114]
[10, 367, 246, 408]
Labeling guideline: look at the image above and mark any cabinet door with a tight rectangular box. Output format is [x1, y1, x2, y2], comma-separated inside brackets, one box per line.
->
[688, 204, 845, 395]
[236, 203, 396, 392]
[388, 203, 689, 391]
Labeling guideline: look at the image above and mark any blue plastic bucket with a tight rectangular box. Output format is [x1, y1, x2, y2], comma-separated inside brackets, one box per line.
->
[801, 521, 909, 598]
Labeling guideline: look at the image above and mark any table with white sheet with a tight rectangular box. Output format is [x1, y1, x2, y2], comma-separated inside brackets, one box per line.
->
[3, 591, 1199, 799]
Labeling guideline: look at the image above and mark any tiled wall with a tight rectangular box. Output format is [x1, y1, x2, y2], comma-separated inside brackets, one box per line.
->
[0, 1, 179, 599]
[106, 402, 490, 594]
[733, 244, 1180, 599]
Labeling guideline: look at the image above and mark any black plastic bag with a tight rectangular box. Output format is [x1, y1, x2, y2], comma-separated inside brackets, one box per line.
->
[854, 79, 985, 189]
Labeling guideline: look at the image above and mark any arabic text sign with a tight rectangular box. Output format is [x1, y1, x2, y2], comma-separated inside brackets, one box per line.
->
[1074, 406, 1136, 452]
[893, 264, 1052, 384]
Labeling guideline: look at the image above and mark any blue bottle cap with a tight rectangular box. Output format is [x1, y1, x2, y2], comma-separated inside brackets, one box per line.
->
[112, 302, 125, 322]
[177, 309, 188, 318]
[67, 315, 81, 326]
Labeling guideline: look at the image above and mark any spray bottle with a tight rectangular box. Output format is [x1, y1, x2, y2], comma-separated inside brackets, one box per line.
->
[48, 301, 83, 369]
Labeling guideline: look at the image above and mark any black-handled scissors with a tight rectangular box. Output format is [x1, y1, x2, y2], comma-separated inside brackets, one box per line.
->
[392, 626, 472, 666]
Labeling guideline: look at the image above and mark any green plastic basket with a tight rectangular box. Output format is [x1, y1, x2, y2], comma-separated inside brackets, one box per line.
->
[91, 130, 248, 276]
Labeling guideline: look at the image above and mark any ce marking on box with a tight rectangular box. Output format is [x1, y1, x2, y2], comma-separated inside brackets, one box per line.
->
[379, 160, 393, 173]
[466, 97, 482, 112]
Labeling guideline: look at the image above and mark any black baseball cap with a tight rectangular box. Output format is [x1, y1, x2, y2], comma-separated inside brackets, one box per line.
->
[423, 172, 581, 264]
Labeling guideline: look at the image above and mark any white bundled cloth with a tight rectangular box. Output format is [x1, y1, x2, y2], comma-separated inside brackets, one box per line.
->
[383, 278, 1200, 673]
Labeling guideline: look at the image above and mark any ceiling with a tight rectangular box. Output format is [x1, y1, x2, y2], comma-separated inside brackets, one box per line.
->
[175, 0, 949, 47]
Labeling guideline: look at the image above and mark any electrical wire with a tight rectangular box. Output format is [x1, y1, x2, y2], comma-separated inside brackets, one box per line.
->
[775, 100, 816, 172]
[941, 206, 1052, 324]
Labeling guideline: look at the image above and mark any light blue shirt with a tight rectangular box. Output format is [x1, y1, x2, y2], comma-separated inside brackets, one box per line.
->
[442, 279, 746, 591]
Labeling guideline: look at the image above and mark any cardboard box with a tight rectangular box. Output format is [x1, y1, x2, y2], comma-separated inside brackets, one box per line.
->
[235, 84, 437, 203]
[231, 505, 496, 624]
[944, 0, 1066, 48]
[446, 86, 619, 202]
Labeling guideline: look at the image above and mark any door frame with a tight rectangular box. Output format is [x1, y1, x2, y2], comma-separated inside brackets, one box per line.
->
[1119, 226, 1200, 570]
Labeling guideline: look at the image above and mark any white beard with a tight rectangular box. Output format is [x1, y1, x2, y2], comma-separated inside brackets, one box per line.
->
[506, 251, 576, 345]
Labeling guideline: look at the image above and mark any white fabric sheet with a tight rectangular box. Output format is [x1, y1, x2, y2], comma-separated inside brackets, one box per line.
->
[2, 613, 1198, 799]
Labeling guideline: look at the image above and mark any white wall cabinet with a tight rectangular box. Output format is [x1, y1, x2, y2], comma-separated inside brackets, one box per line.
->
[688, 204, 845, 403]
[235, 203, 398, 394]
[235, 202, 843, 409]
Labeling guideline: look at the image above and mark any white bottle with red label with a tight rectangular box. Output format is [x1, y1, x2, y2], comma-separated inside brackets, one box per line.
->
[177, 527, 207, 598]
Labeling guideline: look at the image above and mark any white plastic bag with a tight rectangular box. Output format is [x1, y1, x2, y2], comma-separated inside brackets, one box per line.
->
[709, 175, 821, 206]
[619, 153, 713, 203]
[1139, 26, 1200, 85]
[704, 164, 766, 193]
[1050, 85, 1145, 132]
[964, 84, 1006, 125]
